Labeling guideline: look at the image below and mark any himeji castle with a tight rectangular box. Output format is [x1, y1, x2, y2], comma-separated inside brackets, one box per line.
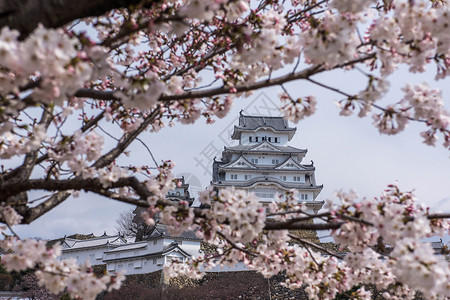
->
[212, 112, 324, 214]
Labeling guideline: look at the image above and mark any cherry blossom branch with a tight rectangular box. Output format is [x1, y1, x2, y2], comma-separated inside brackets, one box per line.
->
[217, 232, 258, 257]
[102, 15, 185, 49]
[159, 56, 375, 102]
[15, 107, 53, 181]
[263, 212, 450, 231]
[70, 55, 375, 104]
[0, 210, 20, 238]
[94, 189, 149, 207]
[287, 0, 328, 23]
[288, 234, 344, 259]
[305, 77, 427, 123]
[135, 137, 159, 167]
[3, 110, 105, 182]
[92, 109, 159, 169]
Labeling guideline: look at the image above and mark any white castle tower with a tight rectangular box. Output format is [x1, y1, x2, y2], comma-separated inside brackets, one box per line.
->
[212, 112, 324, 214]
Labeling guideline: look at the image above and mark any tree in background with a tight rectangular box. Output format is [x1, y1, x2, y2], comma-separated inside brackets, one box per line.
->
[116, 207, 154, 241]
[0, 0, 449, 299]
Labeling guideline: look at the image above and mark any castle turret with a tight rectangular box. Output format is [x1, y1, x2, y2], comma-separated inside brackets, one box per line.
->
[212, 114, 323, 214]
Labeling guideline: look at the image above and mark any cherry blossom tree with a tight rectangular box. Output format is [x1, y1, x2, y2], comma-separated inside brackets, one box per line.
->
[0, 0, 450, 299]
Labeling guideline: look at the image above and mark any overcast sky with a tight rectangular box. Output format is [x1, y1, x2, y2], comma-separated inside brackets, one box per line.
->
[13, 63, 450, 240]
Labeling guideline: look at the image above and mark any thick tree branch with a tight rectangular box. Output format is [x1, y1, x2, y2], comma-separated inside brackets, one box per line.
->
[95, 189, 149, 207]
[0, 176, 149, 201]
[288, 234, 344, 259]
[74, 89, 119, 101]
[92, 108, 159, 169]
[264, 221, 344, 231]
[0, 0, 146, 39]
[20, 192, 71, 224]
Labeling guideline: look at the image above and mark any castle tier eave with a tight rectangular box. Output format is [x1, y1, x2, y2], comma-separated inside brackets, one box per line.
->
[218, 166, 315, 173]
[212, 179, 323, 200]
[231, 126, 297, 141]
[218, 153, 315, 171]
[103, 244, 191, 263]
[166, 195, 195, 202]
[212, 177, 323, 192]
[224, 143, 307, 154]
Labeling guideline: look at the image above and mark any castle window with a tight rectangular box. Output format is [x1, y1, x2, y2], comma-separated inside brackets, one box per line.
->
[293, 176, 301, 181]
[153, 240, 157, 245]
[272, 159, 279, 164]
[249, 136, 252, 142]
[268, 137, 272, 142]
[255, 137, 259, 142]
[301, 194, 308, 200]
[281, 176, 286, 181]
[274, 137, 279, 143]
[230, 174, 238, 180]
[251, 158, 258, 164]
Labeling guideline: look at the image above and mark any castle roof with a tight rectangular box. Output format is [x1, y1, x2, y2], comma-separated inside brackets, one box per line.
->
[103, 243, 191, 262]
[145, 223, 201, 241]
[62, 235, 126, 251]
[224, 142, 306, 154]
[104, 241, 148, 253]
[231, 114, 296, 140]
[217, 154, 315, 172]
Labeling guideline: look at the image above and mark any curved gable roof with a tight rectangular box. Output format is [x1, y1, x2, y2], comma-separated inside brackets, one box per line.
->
[231, 114, 296, 140]
[221, 154, 257, 169]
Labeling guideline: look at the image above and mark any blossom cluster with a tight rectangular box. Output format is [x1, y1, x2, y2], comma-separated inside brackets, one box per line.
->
[0, 123, 48, 159]
[163, 184, 449, 299]
[0, 26, 91, 104]
[48, 130, 104, 175]
[300, 11, 360, 69]
[144, 160, 175, 205]
[0, 204, 23, 227]
[280, 93, 317, 123]
[0, 237, 124, 300]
